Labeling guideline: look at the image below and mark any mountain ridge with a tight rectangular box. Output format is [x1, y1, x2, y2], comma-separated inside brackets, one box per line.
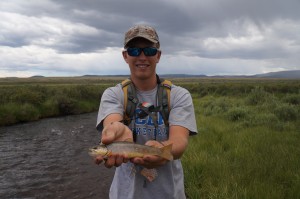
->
[24, 69, 300, 79]
[84, 70, 300, 79]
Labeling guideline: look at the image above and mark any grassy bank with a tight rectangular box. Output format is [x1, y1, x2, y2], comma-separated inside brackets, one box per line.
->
[183, 81, 300, 199]
[1, 77, 300, 198]
[0, 77, 119, 126]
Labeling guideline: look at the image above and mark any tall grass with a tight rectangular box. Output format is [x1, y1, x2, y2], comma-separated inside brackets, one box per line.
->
[183, 85, 300, 199]
[0, 81, 109, 126]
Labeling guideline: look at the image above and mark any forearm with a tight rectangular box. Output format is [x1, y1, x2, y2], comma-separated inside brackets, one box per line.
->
[103, 113, 123, 127]
[162, 125, 189, 159]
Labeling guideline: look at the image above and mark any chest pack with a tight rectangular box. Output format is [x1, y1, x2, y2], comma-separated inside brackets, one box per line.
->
[121, 75, 172, 128]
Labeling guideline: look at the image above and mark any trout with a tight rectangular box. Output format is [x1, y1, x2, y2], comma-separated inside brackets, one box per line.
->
[89, 141, 173, 161]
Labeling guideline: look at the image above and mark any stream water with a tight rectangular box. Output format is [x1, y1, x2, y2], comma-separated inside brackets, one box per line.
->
[0, 112, 114, 199]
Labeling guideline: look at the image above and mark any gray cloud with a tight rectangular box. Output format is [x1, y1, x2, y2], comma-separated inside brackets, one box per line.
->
[0, 0, 300, 77]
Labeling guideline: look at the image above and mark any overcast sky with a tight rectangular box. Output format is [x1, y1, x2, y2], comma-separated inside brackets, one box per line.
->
[1, 0, 300, 77]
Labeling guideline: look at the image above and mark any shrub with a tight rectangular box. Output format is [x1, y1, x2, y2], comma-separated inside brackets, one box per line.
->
[56, 95, 77, 115]
[273, 104, 298, 121]
[247, 113, 280, 129]
[203, 97, 233, 116]
[76, 100, 98, 113]
[15, 103, 40, 122]
[9, 87, 45, 105]
[246, 87, 269, 105]
[0, 103, 17, 126]
[40, 98, 60, 117]
[227, 107, 249, 122]
[283, 94, 300, 105]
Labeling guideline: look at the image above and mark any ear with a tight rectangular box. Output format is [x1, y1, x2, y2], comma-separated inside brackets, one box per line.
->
[156, 50, 162, 63]
[122, 51, 128, 63]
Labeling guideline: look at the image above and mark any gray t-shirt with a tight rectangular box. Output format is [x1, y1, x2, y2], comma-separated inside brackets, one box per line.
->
[96, 83, 197, 199]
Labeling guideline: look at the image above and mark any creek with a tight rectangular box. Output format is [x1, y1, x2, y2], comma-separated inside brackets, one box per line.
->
[0, 112, 114, 199]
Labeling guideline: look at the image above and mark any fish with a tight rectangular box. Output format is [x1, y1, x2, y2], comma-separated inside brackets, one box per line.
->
[89, 141, 173, 161]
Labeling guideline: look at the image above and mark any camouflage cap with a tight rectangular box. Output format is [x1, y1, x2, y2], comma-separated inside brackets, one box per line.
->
[124, 25, 160, 48]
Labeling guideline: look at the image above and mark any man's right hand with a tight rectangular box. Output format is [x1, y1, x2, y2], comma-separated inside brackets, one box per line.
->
[101, 121, 133, 144]
[95, 114, 133, 168]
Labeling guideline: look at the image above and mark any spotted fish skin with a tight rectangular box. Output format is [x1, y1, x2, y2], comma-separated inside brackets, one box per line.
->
[89, 141, 173, 161]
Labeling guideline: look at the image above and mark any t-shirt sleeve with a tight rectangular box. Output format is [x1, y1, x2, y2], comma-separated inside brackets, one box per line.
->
[96, 85, 124, 131]
[169, 86, 198, 135]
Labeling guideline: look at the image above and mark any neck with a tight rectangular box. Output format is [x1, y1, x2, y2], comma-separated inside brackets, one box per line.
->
[131, 75, 157, 91]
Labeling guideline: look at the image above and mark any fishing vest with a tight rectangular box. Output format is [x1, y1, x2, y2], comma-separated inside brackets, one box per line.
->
[121, 75, 172, 128]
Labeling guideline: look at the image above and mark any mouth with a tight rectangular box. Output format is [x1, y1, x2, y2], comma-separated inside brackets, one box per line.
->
[136, 64, 149, 69]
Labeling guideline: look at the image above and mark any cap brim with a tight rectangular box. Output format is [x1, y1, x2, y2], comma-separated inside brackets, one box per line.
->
[124, 36, 158, 48]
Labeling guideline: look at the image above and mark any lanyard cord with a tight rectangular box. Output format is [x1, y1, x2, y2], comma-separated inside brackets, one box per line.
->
[153, 86, 160, 140]
[131, 75, 162, 142]
[132, 86, 160, 142]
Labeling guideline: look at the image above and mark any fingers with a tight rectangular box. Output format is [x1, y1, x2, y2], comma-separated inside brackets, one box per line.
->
[105, 155, 120, 168]
[101, 122, 133, 144]
[95, 154, 129, 168]
[101, 125, 116, 144]
[131, 155, 167, 169]
[129, 140, 168, 168]
[94, 156, 105, 165]
[131, 157, 155, 169]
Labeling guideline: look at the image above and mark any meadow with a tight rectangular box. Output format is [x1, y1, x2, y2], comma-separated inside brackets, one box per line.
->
[1, 76, 299, 198]
[182, 79, 300, 199]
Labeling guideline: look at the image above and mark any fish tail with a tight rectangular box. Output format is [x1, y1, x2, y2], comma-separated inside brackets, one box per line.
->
[160, 144, 173, 161]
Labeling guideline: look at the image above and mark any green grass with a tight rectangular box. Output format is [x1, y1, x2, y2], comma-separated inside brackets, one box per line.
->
[1, 77, 300, 198]
[0, 78, 111, 126]
[183, 89, 300, 199]
[184, 117, 300, 198]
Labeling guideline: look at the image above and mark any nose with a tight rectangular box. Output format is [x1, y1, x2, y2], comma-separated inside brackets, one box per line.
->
[138, 51, 147, 59]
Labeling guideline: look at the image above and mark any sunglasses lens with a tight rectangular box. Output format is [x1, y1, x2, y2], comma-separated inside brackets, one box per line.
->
[127, 48, 141, 56]
[127, 47, 158, 57]
[143, 48, 158, 56]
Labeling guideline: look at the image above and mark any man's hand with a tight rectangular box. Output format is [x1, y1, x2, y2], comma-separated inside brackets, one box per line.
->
[95, 153, 130, 168]
[95, 114, 133, 168]
[101, 121, 133, 144]
[130, 125, 190, 168]
[130, 140, 169, 169]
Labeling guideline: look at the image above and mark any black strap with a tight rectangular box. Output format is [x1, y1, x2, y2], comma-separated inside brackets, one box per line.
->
[127, 83, 138, 116]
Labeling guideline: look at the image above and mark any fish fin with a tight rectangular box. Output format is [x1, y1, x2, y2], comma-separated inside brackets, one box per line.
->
[160, 144, 173, 161]
[130, 165, 137, 177]
[141, 168, 158, 182]
[106, 150, 112, 157]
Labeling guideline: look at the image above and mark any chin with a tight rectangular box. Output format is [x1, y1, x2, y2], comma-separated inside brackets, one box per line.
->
[133, 72, 151, 80]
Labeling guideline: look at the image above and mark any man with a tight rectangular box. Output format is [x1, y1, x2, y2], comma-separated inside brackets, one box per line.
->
[95, 25, 197, 199]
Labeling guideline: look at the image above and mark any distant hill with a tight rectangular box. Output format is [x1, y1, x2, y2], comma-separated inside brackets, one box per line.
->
[160, 70, 300, 79]
[160, 74, 207, 78]
[252, 70, 300, 78]
[81, 70, 300, 79]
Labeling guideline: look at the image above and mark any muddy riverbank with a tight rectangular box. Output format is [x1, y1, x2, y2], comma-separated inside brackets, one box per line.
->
[0, 112, 115, 199]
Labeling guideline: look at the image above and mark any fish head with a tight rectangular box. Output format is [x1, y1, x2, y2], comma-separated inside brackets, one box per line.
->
[88, 144, 108, 157]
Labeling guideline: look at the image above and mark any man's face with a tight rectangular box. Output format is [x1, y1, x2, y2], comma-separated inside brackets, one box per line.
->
[123, 38, 161, 81]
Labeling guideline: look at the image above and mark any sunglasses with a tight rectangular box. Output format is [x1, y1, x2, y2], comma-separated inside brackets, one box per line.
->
[126, 47, 158, 57]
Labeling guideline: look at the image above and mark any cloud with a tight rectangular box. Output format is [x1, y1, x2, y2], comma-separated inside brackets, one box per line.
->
[0, 11, 112, 53]
[0, 45, 128, 76]
[0, 0, 300, 77]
